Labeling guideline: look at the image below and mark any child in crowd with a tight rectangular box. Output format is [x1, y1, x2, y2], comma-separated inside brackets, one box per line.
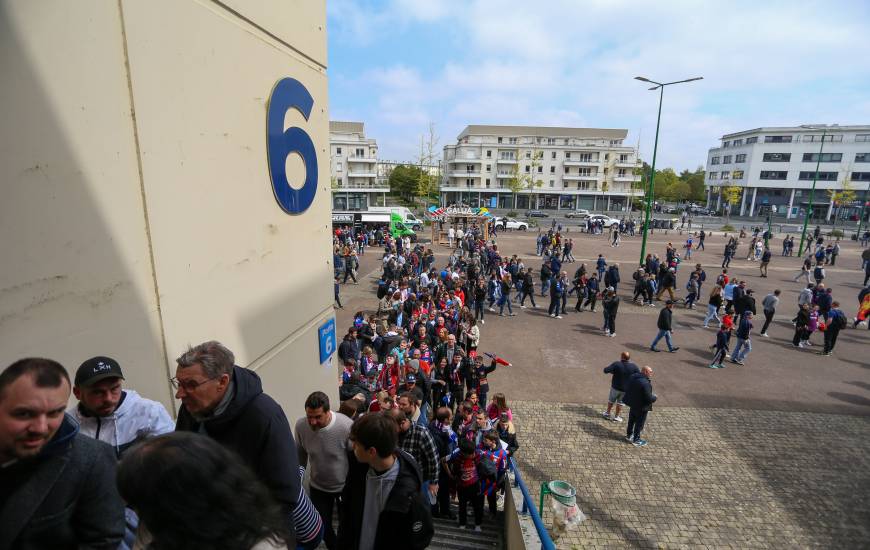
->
[709, 325, 731, 369]
[486, 392, 513, 422]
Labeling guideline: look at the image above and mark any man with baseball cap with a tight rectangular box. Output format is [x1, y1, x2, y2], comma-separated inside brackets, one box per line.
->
[70, 356, 174, 458]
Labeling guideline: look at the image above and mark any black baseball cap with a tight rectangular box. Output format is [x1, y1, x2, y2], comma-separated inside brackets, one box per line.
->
[75, 356, 125, 387]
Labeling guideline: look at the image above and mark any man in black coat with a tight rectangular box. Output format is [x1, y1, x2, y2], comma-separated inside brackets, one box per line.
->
[173, 341, 301, 539]
[339, 413, 434, 550]
[623, 366, 657, 446]
[650, 300, 679, 352]
[0, 358, 125, 549]
[602, 351, 640, 422]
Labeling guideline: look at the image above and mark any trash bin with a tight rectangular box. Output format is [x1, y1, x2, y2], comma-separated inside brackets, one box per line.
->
[539, 480, 586, 538]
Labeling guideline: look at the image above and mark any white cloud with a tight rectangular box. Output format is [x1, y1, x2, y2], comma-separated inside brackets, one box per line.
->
[329, 0, 870, 170]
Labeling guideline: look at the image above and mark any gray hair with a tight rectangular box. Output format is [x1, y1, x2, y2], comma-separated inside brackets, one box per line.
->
[176, 341, 234, 378]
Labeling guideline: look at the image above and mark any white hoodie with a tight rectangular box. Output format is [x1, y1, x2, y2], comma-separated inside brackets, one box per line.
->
[70, 390, 175, 457]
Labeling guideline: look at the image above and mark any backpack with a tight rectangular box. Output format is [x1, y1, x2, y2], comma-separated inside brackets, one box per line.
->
[427, 424, 451, 458]
[833, 312, 847, 330]
[476, 453, 497, 480]
[377, 282, 388, 299]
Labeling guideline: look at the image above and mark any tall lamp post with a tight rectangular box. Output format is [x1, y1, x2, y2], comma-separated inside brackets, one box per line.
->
[634, 76, 703, 267]
[857, 181, 870, 238]
[797, 124, 837, 256]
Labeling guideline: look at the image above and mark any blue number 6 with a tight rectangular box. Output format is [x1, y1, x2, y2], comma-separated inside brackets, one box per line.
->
[266, 78, 318, 214]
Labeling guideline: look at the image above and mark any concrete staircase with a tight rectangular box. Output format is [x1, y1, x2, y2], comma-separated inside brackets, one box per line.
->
[430, 503, 502, 550]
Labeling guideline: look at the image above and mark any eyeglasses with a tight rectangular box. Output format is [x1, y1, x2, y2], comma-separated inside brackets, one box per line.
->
[169, 377, 219, 392]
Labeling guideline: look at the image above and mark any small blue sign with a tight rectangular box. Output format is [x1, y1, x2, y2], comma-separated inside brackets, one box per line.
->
[490, 196, 498, 208]
[318, 318, 337, 364]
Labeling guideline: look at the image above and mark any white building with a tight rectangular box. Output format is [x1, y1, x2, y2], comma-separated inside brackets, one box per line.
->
[705, 125, 870, 220]
[330, 121, 386, 210]
[441, 125, 642, 211]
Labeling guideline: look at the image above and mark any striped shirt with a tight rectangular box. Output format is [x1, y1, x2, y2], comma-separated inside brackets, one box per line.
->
[294, 467, 323, 543]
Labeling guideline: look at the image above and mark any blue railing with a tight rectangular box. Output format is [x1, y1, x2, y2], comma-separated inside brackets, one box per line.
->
[509, 459, 557, 550]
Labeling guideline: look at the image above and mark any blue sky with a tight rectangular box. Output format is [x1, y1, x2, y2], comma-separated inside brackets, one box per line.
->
[327, 0, 870, 171]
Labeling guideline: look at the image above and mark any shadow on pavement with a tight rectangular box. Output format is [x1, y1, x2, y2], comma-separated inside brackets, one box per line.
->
[827, 392, 870, 407]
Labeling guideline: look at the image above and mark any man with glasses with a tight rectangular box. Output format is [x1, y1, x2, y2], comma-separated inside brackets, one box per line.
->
[173, 340, 303, 540]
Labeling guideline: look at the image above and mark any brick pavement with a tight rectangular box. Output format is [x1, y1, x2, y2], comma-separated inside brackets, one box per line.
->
[512, 400, 870, 549]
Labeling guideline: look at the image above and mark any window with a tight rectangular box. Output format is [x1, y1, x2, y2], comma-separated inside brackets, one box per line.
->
[711, 156, 720, 165]
[355, 148, 365, 157]
[855, 153, 870, 163]
[486, 150, 492, 158]
[732, 139, 744, 146]
[336, 162, 342, 172]
[803, 134, 842, 142]
[852, 172, 870, 181]
[509, 137, 518, 144]
[579, 168, 592, 176]
[551, 151, 557, 159]
[722, 141, 731, 148]
[466, 178, 474, 187]
[466, 164, 475, 172]
[799, 171, 838, 181]
[802, 153, 842, 162]
[732, 170, 744, 179]
[857, 135, 870, 142]
[618, 169, 627, 177]
[550, 166, 555, 174]
[549, 180, 554, 187]
[547, 138, 556, 145]
[764, 135, 793, 143]
[563, 139, 569, 145]
[336, 147, 342, 154]
[538, 166, 543, 173]
[604, 153, 609, 160]
[746, 137, 758, 144]
[565, 152, 571, 159]
[619, 154, 630, 162]
[486, 164, 491, 172]
[525, 165, 530, 173]
[722, 155, 732, 164]
[578, 153, 593, 162]
[486, 178, 491, 186]
[760, 171, 787, 180]
[497, 137, 503, 143]
[709, 172, 718, 180]
[735, 154, 747, 163]
[721, 171, 731, 179]
[525, 151, 531, 159]
[763, 153, 791, 162]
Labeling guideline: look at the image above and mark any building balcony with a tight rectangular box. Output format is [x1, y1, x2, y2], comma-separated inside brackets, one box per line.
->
[448, 158, 482, 164]
[496, 158, 517, 164]
[615, 161, 640, 168]
[347, 171, 377, 178]
[563, 174, 598, 181]
[449, 171, 481, 178]
[564, 159, 599, 166]
[496, 172, 515, 178]
[347, 156, 377, 164]
[334, 181, 389, 190]
[614, 175, 640, 182]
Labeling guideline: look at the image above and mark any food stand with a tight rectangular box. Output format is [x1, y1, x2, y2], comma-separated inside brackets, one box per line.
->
[427, 205, 493, 245]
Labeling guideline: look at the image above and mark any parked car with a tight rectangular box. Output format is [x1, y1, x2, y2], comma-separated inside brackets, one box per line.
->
[586, 214, 619, 227]
[525, 210, 548, 218]
[688, 206, 712, 216]
[494, 216, 529, 231]
[564, 209, 590, 219]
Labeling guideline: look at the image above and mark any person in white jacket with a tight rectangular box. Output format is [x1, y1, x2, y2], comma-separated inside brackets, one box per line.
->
[70, 356, 174, 458]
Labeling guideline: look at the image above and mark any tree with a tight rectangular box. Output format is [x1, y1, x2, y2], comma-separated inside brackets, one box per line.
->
[505, 161, 525, 210]
[679, 166, 707, 202]
[664, 181, 691, 202]
[389, 164, 424, 203]
[827, 178, 856, 227]
[721, 185, 743, 221]
[415, 122, 440, 206]
[519, 149, 544, 208]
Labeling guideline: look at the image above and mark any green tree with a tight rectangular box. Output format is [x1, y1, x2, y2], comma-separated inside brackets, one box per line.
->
[827, 178, 857, 227]
[679, 167, 707, 202]
[389, 164, 424, 203]
[506, 161, 525, 209]
[721, 185, 743, 221]
[665, 181, 691, 202]
[520, 149, 544, 208]
[654, 168, 678, 198]
[415, 122, 440, 206]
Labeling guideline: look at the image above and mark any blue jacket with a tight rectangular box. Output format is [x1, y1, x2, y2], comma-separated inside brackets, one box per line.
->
[624, 372, 656, 411]
[604, 360, 640, 391]
[736, 317, 753, 339]
[715, 329, 730, 350]
[596, 257, 607, 271]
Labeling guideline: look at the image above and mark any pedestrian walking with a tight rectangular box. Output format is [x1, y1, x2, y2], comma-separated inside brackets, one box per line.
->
[602, 287, 620, 337]
[708, 325, 731, 369]
[759, 247, 772, 277]
[759, 289, 781, 337]
[602, 352, 640, 421]
[650, 300, 679, 353]
[730, 312, 753, 365]
[703, 285, 723, 328]
[821, 302, 847, 356]
[624, 366, 657, 446]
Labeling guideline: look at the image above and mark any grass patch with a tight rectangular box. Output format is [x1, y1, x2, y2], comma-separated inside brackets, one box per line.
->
[720, 224, 735, 232]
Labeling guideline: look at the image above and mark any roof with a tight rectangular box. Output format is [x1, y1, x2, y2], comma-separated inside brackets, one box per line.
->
[458, 125, 627, 140]
[329, 121, 365, 134]
[721, 125, 870, 139]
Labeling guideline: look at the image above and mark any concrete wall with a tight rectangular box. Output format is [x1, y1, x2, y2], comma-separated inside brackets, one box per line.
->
[0, 0, 336, 416]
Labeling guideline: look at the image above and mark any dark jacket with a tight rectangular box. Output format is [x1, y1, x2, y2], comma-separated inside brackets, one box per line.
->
[624, 372, 657, 412]
[338, 450, 434, 550]
[604, 266, 620, 287]
[657, 307, 673, 331]
[175, 367, 301, 531]
[603, 360, 640, 391]
[603, 294, 620, 315]
[736, 316, 753, 339]
[0, 415, 125, 550]
[738, 294, 757, 316]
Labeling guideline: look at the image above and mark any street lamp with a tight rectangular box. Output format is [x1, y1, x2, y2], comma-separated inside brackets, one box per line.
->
[797, 124, 838, 256]
[634, 76, 703, 266]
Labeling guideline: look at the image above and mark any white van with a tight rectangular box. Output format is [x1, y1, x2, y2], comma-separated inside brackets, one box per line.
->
[367, 206, 424, 231]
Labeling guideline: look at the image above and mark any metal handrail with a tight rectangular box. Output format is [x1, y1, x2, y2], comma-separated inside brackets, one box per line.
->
[509, 459, 557, 550]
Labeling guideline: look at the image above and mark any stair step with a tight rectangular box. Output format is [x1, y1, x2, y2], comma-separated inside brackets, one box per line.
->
[432, 519, 501, 536]
[430, 538, 499, 550]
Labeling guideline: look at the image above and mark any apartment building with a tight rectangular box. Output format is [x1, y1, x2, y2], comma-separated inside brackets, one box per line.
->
[704, 125, 870, 220]
[441, 125, 642, 211]
[329, 121, 386, 210]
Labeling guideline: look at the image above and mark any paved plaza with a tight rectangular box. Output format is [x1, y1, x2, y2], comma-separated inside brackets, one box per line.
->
[336, 224, 870, 548]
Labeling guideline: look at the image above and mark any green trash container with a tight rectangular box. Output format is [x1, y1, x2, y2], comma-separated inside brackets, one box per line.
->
[539, 480, 576, 519]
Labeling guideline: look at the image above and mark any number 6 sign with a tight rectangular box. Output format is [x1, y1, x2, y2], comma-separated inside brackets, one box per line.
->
[266, 78, 319, 214]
